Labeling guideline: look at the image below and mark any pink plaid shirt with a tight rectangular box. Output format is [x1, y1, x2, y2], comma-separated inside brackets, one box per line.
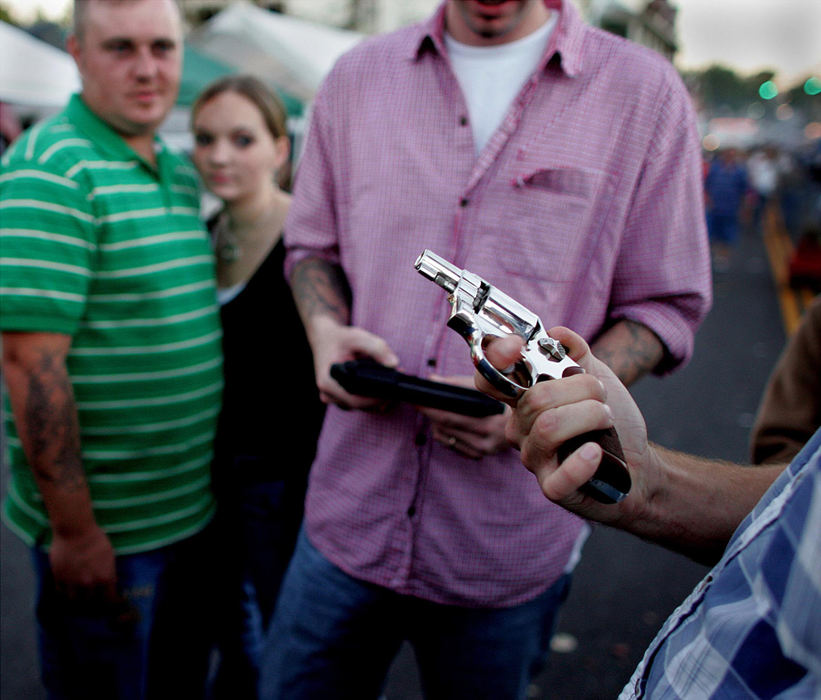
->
[285, 0, 711, 607]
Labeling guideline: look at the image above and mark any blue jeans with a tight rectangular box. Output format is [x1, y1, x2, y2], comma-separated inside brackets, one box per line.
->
[32, 526, 215, 700]
[707, 211, 741, 245]
[210, 479, 303, 699]
[260, 528, 570, 700]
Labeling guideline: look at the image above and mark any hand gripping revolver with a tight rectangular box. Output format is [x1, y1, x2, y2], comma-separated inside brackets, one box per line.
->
[415, 249, 631, 504]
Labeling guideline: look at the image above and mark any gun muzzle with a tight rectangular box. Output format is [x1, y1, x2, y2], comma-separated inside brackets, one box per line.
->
[415, 250, 461, 294]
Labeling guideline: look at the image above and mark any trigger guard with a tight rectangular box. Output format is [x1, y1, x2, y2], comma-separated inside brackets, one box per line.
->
[471, 338, 526, 399]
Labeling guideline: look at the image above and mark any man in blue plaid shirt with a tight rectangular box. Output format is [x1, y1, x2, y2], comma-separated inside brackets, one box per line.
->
[479, 328, 820, 699]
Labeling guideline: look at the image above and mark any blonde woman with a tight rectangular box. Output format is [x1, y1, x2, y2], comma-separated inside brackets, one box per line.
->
[191, 76, 324, 697]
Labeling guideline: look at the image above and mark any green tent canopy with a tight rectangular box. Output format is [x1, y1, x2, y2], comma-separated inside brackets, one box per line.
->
[178, 43, 304, 118]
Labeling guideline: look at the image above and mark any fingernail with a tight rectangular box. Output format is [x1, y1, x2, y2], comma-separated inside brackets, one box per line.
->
[580, 442, 599, 460]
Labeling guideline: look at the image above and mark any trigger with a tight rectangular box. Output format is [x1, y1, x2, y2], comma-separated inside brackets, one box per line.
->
[446, 314, 473, 340]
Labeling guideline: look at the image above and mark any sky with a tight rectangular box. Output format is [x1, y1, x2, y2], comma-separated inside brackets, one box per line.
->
[673, 0, 821, 85]
[4, 0, 820, 86]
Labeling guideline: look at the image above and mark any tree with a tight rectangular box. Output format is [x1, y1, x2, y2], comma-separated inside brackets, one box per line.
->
[0, 2, 20, 26]
[681, 64, 791, 119]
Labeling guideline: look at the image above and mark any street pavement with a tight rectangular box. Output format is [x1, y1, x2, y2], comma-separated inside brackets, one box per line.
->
[0, 214, 804, 698]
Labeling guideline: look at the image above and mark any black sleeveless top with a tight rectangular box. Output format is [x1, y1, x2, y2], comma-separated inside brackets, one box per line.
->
[213, 237, 325, 488]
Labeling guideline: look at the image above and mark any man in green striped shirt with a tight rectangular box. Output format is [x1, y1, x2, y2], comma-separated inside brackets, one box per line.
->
[0, 1, 222, 697]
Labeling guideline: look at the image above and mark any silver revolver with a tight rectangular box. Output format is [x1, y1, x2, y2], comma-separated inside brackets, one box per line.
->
[415, 249, 631, 504]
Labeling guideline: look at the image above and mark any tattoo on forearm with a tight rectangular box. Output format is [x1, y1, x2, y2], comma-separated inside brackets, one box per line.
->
[290, 258, 351, 323]
[594, 320, 663, 386]
[24, 349, 84, 492]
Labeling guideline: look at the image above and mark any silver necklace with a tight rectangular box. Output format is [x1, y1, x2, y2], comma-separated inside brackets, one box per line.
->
[215, 215, 241, 263]
[213, 196, 283, 264]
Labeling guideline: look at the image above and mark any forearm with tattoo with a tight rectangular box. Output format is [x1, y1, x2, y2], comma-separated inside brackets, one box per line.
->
[591, 319, 664, 387]
[2, 332, 97, 537]
[290, 257, 352, 326]
[23, 349, 85, 493]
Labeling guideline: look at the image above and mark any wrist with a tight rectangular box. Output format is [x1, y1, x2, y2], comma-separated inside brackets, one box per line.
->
[306, 313, 345, 346]
[619, 444, 665, 537]
[51, 515, 101, 541]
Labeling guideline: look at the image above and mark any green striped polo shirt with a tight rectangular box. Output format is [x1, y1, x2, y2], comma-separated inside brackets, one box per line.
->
[0, 95, 223, 554]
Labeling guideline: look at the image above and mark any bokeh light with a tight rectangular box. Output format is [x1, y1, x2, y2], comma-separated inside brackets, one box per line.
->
[776, 103, 794, 121]
[702, 134, 720, 151]
[758, 80, 778, 100]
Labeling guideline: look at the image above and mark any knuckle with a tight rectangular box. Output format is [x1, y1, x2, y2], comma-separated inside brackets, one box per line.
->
[587, 399, 612, 428]
[525, 380, 558, 407]
[584, 373, 607, 400]
[540, 476, 564, 502]
[519, 440, 544, 473]
[532, 405, 561, 437]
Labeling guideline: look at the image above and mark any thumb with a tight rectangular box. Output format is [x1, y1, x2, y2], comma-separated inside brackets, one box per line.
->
[546, 326, 594, 369]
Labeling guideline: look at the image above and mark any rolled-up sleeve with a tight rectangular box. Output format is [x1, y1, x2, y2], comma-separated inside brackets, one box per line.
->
[609, 78, 713, 373]
[283, 77, 343, 281]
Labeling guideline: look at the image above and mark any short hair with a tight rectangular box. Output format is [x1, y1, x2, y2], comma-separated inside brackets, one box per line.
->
[191, 75, 289, 143]
[72, 0, 182, 41]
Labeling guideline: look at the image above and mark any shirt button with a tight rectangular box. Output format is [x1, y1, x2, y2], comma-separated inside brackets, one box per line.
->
[460, 198, 469, 207]
[460, 116, 468, 126]
[427, 357, 437, 367]
[415, 432, 427, 446]
[407, 506, 416, 517]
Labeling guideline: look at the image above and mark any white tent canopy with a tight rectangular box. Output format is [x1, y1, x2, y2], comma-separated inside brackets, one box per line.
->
[187, 2, 363, 103]
[0, 21, 80, 107]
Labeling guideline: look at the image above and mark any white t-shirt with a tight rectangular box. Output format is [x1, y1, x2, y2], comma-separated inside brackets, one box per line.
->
[445, 14, 557, 154]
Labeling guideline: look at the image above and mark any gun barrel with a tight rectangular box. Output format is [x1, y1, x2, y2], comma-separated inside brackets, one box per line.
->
[414, 249, 462, 293]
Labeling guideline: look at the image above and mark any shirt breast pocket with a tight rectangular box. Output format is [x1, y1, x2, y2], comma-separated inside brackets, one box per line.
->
[492, 165, 613, 283]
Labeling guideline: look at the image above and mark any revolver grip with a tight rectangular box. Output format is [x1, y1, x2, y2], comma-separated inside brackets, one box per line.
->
[536, 364, 631, 504]
[557, 427, 631, 504]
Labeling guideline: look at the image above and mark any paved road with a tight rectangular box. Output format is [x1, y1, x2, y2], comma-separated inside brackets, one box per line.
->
[0, 217, 800, 698]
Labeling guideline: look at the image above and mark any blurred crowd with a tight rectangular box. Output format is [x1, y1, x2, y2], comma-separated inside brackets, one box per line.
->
[702, 140, 821, 278]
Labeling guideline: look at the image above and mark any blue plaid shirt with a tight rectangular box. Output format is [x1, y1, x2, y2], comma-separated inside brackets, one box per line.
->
[621, 429, 821, 698]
